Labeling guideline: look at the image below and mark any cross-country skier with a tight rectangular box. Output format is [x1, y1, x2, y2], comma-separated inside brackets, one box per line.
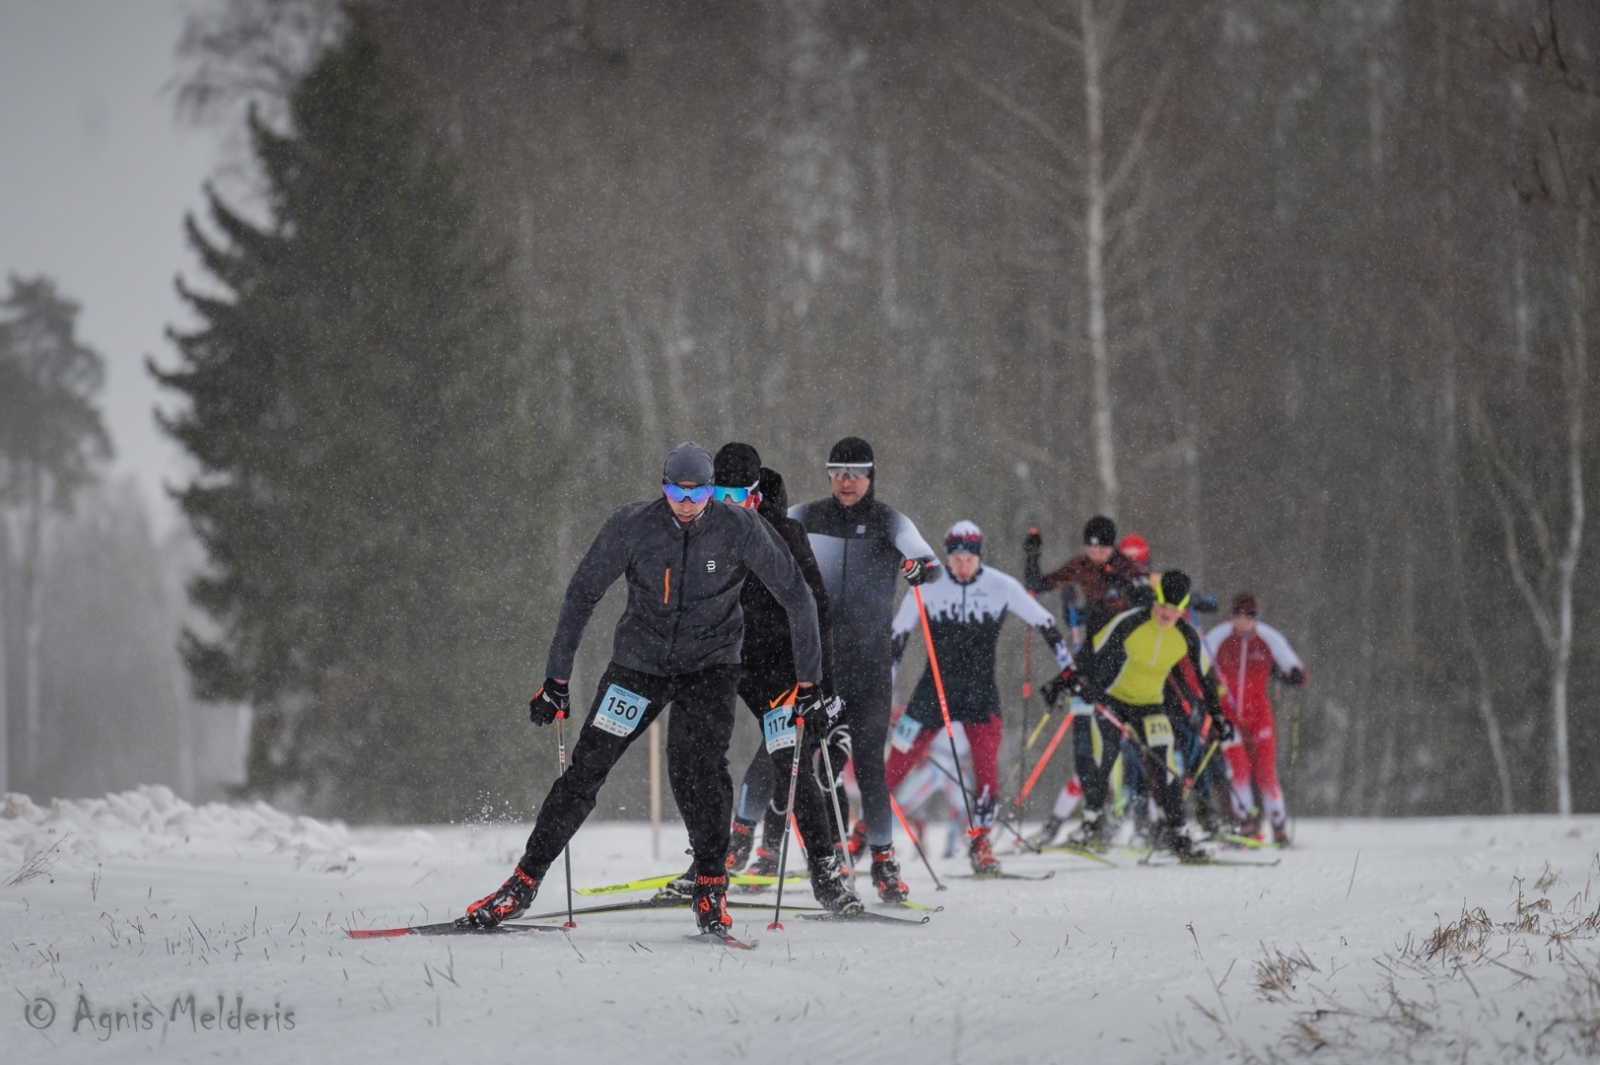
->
[1023, 517, 1142, 848]
[460, 442, 824, 935]
[883, 521, 1072, 875]
[791, 437, 939, 902]
[1204, 592, 1307, 845]
[1064, 570, 1234, 861]
[1032, 529, 1154, 839]
[702, 445, 861, 913]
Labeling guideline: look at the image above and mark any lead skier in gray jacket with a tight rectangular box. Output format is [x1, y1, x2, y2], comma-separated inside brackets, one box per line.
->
[461, 442, 823, 936]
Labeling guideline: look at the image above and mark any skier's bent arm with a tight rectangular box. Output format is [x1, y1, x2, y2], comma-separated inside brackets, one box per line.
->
[544, 507, 630, 681]
[1256, 622, 1306, 675]
[743, 515, 823, 685]
[891, 511, 938, 567]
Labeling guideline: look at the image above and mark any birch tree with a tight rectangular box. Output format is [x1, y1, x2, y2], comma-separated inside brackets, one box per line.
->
[957, 0, 1178, 517]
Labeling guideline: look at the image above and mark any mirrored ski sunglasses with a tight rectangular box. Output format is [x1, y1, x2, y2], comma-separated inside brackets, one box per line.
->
[713, 483, 760, 504]
[662, 482, 716, 504]
[826, 464, 872, 480]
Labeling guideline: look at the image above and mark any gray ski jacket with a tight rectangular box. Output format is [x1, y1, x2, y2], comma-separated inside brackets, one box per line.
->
[545, 496, 822, 683]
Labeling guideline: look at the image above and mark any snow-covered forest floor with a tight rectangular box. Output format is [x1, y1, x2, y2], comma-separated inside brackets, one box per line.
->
[5, 788, 1600, 1064]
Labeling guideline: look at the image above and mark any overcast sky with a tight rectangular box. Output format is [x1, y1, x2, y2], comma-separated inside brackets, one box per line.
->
[0, 0, 219, 536]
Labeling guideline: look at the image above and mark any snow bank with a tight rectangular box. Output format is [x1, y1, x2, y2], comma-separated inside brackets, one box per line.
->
[0, 785, 352, 874]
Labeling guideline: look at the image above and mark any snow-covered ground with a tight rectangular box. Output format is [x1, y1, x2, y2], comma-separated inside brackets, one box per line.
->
[5, 787, 1600, 1063]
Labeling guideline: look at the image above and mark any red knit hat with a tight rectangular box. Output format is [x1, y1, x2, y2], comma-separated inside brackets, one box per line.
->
[1232, 592, 1258, 617]
[1117, 533, 1149, 565]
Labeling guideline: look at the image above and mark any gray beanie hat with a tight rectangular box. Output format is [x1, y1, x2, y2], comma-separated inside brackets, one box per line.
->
[663, 441, 714, 486]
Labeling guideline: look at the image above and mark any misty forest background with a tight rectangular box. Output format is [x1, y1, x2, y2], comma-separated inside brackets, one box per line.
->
[4, 0, 1600, 825]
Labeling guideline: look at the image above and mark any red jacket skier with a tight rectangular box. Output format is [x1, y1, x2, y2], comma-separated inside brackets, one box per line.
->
[1203, 593, 1306, 844]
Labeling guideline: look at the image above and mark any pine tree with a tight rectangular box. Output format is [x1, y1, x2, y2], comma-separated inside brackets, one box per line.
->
[0, 275, 113, 790]
[152, 13, 548, 820]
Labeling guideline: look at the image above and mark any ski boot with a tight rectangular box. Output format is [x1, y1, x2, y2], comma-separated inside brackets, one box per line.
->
[725, 816, 757, 872]
[1271, 820, 1291, 847]
[1234, 813, 1262, 843]
[737, 845, 778, 893]
[1066, 810, 1112, 853]
[809, 851, 865, 915]
[1028, 815, 1066, 849]
[692, 873, 732, 935]
[846, 820, 869, 860]
[459, 866, 539, 928]
[870, 845, 909, 903]
[1164, 823, 1213, 865]
[968, 828, 1002, 877]
[653, 865, 697, 901]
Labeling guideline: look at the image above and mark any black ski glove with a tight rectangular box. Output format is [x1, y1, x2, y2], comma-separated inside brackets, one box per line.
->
[1208, 712, 1236, 743]
[794, 686, 825, 725]
[1283, 666, 1307, 687]
[528, 679, 570, 726]
[1039, 668, 1086, 709]
[903, 557, 939, 586]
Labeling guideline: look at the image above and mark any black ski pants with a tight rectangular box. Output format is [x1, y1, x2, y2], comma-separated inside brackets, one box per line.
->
[730, 658, 839, 869]
[518, 662, 740, 882]
[833, 662, 894, 848]
[1072, 708, 1122, 812]
[1080, 699, 1186, 831]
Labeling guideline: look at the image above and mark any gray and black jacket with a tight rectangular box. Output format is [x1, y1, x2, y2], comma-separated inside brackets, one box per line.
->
[545, 496, 822, 683]
[789, 494, 936, 676]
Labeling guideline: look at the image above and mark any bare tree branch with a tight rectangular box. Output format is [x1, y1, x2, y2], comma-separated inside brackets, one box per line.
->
[1467, 391, 1557, 652]
[950, 58, 1077, 159]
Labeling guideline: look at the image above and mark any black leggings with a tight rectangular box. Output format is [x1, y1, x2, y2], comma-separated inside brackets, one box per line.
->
[1079, 699, 1186, 830]
[836, 665, 894, 848]
[730, 664, 840, 868]
[518, 662, 740, 881]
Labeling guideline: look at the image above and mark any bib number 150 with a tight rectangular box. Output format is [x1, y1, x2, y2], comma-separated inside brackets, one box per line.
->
[595, 683, 650, 738]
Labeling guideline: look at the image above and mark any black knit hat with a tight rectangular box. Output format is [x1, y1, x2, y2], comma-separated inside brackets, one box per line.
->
[1154, 570, 1193, 609]
[757, 466, 788, 517]
[714, 442, 762, 488]
[828, 436, 875, 469]
[1083, 515, 1117, 547]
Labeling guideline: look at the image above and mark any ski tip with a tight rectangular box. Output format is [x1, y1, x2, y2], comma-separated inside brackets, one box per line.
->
[345, 927, 411, 939]
[683, 932, 758, 950]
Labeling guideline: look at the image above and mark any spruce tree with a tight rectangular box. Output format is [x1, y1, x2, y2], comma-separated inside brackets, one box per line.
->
[153, 13, 548, 820]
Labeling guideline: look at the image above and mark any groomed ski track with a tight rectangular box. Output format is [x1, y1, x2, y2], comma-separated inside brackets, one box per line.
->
[5, 815, 1599, 1063]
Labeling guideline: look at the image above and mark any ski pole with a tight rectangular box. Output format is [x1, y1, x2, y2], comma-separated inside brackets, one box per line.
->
[555, 709, 576, 929]
[1183, 739, 1221, 800]
[1017, 624, 1032, 802]
[816, 725, 856, 876]
[911, 579, 979, 836]
[1013, 710, 1073, 817]
[768, 709, 805, 932]
[890, 793, 946, 891]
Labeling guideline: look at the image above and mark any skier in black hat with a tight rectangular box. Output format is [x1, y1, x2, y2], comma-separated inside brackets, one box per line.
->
[790, 436, 939, 902]
[459, 442, 824, 936]
[667, 444, 860, 913]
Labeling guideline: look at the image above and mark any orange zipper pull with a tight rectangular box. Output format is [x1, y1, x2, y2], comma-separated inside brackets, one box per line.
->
[663, 567, 671, 604]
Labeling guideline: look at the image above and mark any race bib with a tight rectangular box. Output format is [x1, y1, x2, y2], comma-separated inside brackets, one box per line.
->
[889, 713, 922, 752]
[1143, 715, 1175, 748]
[594, 683, 649, 738]
[762, 705, 797, 753]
